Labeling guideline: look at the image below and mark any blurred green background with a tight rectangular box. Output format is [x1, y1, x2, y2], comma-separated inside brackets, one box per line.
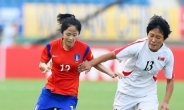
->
[0, 80, 183, 110]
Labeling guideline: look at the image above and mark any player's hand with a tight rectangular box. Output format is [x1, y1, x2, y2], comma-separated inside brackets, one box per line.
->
[78, 61, 92, 73]
[159, 102, 169, 110]
[110, 72, 123, 79]
[42, 62, 52, 73]
[42, 66, 51, 73]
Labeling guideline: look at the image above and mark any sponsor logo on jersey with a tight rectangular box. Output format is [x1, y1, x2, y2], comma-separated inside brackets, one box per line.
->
[158, 57, 165, 61]
[74, 54, 80, 62]
[52, 55, 58, 57]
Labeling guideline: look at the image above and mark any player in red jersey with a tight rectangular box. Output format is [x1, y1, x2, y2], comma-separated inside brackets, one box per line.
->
[34, 13, 122, 110]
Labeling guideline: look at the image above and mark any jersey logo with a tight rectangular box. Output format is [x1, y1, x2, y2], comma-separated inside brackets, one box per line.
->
[52, 55, 58, 58]
[158, 57, 165, 61]
[74, 54, 80, 62]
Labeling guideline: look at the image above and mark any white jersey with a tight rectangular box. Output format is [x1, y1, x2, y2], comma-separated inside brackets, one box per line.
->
[114, 38, 174, 97]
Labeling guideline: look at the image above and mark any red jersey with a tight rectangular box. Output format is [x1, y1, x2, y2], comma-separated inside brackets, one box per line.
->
[40, 39, 93, 97]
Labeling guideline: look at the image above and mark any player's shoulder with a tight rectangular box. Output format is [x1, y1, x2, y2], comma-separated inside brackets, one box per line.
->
[129, 37, 147, 49]
[161, 43, 173, 55]
[156, 43, 174, 62]
[134, 37, 147, 43]
[49, 39, 61, 45]
[75, 40, 90, 49]
[44, 39, 62, 50]
[115, 38, 146, 54]
[76, 40, 88, 45]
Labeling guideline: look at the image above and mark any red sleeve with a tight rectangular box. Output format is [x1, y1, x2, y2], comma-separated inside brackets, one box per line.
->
[83, 46, 94, 61]
[40, 44, 51, 63]
[86, 49, 94, 61]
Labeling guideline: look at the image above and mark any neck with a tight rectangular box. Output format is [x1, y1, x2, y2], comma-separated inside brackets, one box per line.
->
[62, 40, 73, 51]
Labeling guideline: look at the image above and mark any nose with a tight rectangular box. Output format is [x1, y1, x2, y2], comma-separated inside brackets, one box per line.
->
[151, 38, 156, 42]
[68, 36, 74, 40]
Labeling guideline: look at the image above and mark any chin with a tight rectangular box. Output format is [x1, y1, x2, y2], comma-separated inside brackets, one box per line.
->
[69, 44, 74, 47]
[151, 48, 158, 52]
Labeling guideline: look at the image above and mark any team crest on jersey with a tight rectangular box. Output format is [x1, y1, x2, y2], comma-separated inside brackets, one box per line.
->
[74, 54, 80, 62]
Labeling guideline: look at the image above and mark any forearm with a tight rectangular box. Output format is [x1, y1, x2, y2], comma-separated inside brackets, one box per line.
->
[90, 52, 116, 66]
[163, 79, 174, 103]
[94, 64, 113, 77]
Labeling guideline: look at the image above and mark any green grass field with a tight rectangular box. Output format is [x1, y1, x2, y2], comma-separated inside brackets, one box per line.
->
[0, 80, 183, 110]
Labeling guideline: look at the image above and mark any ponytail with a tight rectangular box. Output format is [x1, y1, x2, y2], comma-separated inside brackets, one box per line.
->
[57, 14, 75, 25]
[57, 13, 81, 34]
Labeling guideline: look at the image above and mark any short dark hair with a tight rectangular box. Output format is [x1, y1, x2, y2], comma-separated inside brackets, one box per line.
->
[57, 13, 81, 34]
[147, 15, 172, 40]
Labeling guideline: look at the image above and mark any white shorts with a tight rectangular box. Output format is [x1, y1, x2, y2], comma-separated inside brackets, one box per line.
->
[113, 91, 158, 110]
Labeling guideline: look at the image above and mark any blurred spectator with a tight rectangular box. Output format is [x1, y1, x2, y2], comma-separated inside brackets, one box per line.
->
[0, 22, 18, 47]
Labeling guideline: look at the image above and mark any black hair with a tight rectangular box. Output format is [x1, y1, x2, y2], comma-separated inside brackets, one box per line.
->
[147, 15, 172, 40]
[57, 13, 81, 34]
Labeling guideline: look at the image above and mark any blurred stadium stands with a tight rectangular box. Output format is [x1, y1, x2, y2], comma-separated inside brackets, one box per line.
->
[0, 0, 149, 6]
[0, 0, 184, 46]
[0, 0, 184, 81]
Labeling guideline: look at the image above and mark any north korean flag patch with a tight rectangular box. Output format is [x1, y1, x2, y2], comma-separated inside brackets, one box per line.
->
[158, 57, 165, 61]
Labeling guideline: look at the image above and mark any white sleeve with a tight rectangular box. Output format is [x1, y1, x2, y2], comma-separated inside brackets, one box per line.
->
[114, 42, 142, 62]
[163, 51, 174, 79]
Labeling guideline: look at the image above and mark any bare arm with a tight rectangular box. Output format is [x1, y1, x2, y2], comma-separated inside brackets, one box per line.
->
[78, 52, 116, 72]
[164, 79, 174, 103]
[90, 52, 116, 66]
[160, 78, 174, 110]
[39, 62, 52, 73]
[94, 63, 122, 78]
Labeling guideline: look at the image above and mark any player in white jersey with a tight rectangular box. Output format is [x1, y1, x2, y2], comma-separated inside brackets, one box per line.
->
[78, 15, 174, 110]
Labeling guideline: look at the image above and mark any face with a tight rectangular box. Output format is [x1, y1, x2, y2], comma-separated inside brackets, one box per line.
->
[62, 25, 79, 50]
[147, 28, 164, 52]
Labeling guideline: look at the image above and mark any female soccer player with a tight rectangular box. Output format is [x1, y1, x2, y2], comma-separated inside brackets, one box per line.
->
[78, 15, 174, 110]
[34, 13, 122, 110]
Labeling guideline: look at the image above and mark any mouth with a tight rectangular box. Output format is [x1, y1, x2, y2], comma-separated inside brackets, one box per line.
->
[150, 44, 156, 47]
[68, 41, 73, 44]
[67, 41, 74, 47]
[149, 44, 158, 52]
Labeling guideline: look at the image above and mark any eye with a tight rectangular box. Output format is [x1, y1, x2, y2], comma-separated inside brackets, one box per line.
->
[156, 36, 161, 39]
[149, 34, 154, 37]
[66, 34, 71, 36]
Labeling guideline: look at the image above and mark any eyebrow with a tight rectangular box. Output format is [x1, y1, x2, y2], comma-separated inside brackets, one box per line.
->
[156, 35, 161, 38]
[149, 33, 162, 37]
[66, 33, 78, 35]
